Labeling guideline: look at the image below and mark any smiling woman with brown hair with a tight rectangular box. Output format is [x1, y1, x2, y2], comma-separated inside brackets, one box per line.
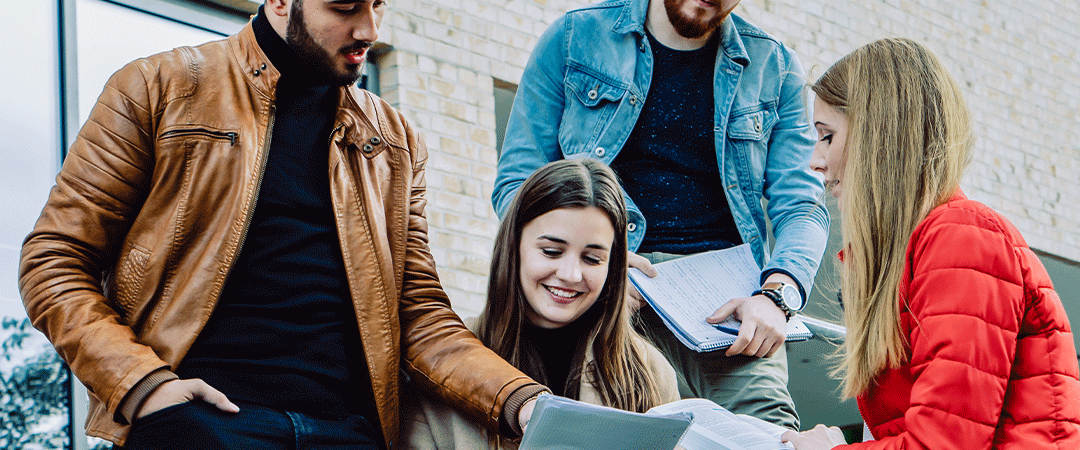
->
[400, 159, 679, 449]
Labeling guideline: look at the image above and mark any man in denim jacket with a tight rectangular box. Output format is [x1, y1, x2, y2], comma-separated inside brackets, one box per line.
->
[493, 0, 828, 430]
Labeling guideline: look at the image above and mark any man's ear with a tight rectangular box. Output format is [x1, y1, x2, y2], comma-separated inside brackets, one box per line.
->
[265, 0, 290, 18]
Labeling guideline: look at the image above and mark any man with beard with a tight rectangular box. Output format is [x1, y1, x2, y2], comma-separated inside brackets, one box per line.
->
[493, 0, 828, 430]
[19, 1, 547, 449]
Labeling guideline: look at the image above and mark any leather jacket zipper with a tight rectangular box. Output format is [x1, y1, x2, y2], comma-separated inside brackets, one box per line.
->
[160, 128, 238, 146]
[218, 105, 275, 292]
[328, 123, 344, 154]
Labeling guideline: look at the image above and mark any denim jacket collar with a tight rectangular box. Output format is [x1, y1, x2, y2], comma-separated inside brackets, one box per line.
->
[718, 15, 750, 67]
[611, 0, 643, 34]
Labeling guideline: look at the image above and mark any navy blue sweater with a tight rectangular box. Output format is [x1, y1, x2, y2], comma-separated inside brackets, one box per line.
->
[611, 31, 741, 254]
[177, 11, 374, 425]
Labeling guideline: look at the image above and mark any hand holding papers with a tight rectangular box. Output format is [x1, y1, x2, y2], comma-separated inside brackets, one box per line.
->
[628, 244, 812, 352]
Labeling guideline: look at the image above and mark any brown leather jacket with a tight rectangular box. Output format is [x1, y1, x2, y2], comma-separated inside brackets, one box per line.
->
[19, 23, 539, 447]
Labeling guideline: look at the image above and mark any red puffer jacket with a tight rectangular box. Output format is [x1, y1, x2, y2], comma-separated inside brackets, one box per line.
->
[843, 191, 1080, 449]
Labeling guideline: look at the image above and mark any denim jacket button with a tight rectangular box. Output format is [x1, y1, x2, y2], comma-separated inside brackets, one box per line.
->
[369, 136, 382, 145]
[629, 95, 637, 105]
[362, 144, 374, 153]
[588, 89, 598, 100]
[594, 147, 605, 156]
[627, 223, 638, 232]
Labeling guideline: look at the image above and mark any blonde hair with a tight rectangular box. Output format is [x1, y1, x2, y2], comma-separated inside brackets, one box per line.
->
[811, 38, 974, 398]
[477, 159, 665, 412]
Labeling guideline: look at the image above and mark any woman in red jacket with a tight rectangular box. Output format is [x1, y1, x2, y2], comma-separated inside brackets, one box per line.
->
[783, 38, 1080, 449]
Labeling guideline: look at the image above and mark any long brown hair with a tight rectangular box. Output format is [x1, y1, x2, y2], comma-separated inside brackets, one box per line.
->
[476, 158, 664, 412]
[811, 38, 974, 398]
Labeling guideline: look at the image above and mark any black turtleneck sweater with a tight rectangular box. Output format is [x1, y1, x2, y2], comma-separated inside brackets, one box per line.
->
[177, 10, 374, 425]
[521, 306, 600, 398]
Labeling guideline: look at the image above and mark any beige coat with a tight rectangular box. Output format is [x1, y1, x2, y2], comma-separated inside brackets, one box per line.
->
[398, 318, 680, 449]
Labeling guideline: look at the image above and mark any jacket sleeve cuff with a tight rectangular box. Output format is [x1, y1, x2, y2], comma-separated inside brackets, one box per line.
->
[117, 368, 179, 424]
[499, 383, 551, 437]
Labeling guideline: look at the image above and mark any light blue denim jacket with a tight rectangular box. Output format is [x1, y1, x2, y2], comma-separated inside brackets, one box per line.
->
[493, 0, 828, 301]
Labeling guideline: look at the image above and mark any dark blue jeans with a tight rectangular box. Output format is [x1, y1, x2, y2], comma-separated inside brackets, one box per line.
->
[116, 401, 381, 450]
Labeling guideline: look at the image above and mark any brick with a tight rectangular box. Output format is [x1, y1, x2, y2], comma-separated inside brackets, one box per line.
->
[380, 0, 1080, 297]
[429, 151, 473, 176]
[439, 99, 468, 121]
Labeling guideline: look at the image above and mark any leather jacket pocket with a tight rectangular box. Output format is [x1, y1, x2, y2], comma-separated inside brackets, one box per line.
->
[113, 245, 151, 316]
[158, 126, 238, 146]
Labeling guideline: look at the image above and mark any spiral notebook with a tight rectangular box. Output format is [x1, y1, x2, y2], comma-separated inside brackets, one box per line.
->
[629, 244, 813, 352]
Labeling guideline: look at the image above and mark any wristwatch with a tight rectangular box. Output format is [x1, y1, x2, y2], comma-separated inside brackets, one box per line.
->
[753, 282, 803, 321]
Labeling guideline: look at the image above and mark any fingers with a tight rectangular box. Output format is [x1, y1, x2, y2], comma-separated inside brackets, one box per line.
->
[826, 425, 846, 442]
[706, 298, 740, 324]
[721, 296, 788, 357]
[762, 337, 783, 358]
[189, 379, 240, 413]
[729, 329, 783, 357]
[780, 430, 798, 443]
[725, 318, 753, 356]
[626, 252, 657, 278]
[626, 286, 647, 312]
[782, 424, 842, 449]
[626, 252, 656, 313]
[755, 334, 782, 358]
[725, 320, 779, 357]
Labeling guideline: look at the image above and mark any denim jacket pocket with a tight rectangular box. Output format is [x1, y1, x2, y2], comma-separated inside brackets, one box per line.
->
[727, 105, 778, 141]
[727, 104, 779, 194]
[562, 68, 628, 157]
[566, 68, 625, 106]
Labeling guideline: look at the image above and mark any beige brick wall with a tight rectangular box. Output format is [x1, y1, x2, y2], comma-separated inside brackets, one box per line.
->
[378, 0, 1080, 315]
[377, 0, 587, 316]
[737, 0, 1080, 263]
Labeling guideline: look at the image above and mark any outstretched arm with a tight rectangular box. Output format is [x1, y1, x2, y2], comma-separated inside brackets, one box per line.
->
[398, 119, 547, 438]
[761, 45, 829, 304]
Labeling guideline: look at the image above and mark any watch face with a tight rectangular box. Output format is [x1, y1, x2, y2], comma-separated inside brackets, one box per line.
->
[781, 284, 802, 310]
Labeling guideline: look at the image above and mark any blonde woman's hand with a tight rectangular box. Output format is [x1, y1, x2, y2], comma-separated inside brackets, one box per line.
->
[781, 424, 847, 449]
[626, 251, 657, 312]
